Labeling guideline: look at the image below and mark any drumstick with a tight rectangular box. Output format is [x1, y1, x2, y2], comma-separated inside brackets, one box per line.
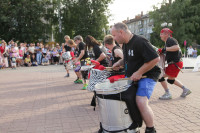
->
[109, 76, 147, 83]
[174, 63, 183, 73]
[98, 65, 124, 71]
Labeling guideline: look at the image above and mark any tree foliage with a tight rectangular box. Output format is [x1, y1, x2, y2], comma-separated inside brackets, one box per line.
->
[149, 0, 200, 48]
[0, 0, 54, 43]
[54, 0, 112, 43]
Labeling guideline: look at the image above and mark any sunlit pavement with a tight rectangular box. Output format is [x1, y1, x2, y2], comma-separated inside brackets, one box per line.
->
[0, 65, 200, 133]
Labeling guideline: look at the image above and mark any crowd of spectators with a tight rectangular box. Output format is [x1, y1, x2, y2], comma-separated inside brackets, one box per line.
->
[0, 40, 68, 69]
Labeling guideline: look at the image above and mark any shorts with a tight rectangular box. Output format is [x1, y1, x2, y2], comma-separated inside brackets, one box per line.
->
[165, 61, 183, 77]
[11, 63, 16, 67]
[74, 65, 81, 72]
[136, 78, 156, 99]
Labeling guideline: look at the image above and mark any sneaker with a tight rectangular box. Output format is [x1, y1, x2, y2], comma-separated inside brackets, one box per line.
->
[74, 79, 83, 84]
[82, 84, 88, 90]
[64, 73, 70, 77]
[145, 127, 156, 133]
[159, 92, 172, 100]
[74, 78, 79, 83]
[180, 89, 191, 97]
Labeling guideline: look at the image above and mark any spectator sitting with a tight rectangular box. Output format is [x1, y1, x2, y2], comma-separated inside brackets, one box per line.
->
[10, 54, 17, 69]
[24, 54, 32, 67]
[42, 55, 49, 66]
[31, 54, 38, 66]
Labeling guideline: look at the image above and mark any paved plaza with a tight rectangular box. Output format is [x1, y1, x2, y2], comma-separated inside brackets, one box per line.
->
[0, 65, 200, 133]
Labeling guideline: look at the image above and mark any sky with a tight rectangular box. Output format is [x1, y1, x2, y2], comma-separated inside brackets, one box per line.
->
[108, 0, 164, 25]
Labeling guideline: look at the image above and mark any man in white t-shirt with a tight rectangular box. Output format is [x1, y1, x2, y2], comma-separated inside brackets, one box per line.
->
[187, 45, 194, 58]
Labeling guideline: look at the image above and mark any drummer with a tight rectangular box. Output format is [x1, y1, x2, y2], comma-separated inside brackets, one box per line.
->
[104, 34, 124, 75]
[63, 35, 72, 77]
[111, 22, 161, 133]
[73, 35, 90, 90]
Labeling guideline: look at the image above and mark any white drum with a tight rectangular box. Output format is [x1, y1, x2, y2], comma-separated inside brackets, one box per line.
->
[95, 80, 139, 133]
[80, 65, 94, 71]
[62, 51, 71, 60]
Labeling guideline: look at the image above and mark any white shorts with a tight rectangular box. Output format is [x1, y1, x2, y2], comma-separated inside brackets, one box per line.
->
[11, 63, 16, 67]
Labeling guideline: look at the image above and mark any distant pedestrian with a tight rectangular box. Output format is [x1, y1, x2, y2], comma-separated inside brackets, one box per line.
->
[187, 45, 194, 58]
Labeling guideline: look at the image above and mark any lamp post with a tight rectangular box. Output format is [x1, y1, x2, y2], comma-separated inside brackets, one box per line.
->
[161, 22, 172, 28]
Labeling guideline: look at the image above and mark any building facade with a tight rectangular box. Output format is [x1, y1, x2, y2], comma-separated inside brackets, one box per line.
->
[123, 13, 153, 40]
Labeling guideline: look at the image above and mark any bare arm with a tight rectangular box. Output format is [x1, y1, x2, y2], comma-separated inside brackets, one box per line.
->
[112, 58, 124, 68]
[76, 50, 85, 61]
[96, 53, 106, 62]
[114, 49, 123, 59]
[166, 45, 180, 52]
[131, 57, 160, 81]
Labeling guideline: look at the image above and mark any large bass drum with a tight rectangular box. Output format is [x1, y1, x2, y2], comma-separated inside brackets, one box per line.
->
[95, 80, 141, 133]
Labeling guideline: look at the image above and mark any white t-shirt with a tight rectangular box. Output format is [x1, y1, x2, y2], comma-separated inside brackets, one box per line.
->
[188, 48, 194, 55]
[28, 47, 35, 53]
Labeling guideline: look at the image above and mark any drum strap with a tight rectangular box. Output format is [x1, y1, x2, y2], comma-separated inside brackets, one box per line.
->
[90, 91, 97, 111]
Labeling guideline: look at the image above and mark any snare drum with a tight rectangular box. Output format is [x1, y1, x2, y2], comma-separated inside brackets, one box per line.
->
[87, 69, 111, 91]
[158, 53, 165, 78]
[62, 51, 72, 60]
[95, 80, 141, 133]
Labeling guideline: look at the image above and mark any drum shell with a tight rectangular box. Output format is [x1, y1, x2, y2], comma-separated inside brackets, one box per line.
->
[98, 97, 133, 132]
[95, 80, 140, 132]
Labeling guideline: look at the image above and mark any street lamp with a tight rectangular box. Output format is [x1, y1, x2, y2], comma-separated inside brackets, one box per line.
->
[161, 22, 172, 28]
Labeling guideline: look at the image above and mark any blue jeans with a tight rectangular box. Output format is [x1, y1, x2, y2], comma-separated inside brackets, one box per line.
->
[36, 53, 42, 65]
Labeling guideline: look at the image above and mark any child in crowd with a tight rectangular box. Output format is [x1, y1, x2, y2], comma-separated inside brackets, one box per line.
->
[31, 54, 38, 66]
[0, 55, 5, 69]
[24, 55, 32, 67]
[10, 54, 17, 69]
[42, 55, 49, 66]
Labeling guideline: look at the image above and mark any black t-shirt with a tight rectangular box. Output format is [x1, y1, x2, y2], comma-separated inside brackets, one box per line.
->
[92, 45, 108, 66]
[165, 37, 182, 63]
[123, 34, 161, 81]
[78, 42, 88, 60]
[64, 44, 71, 52]
[112, 46, 122, 65]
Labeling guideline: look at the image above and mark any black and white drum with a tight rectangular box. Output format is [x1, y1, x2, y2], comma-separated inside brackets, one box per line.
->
[95, 80, 140, 133]
[87, 69, 110, 91]
[62, 51, 71, 60]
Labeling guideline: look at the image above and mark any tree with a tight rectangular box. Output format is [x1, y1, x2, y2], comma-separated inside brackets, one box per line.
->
[54, 0, 113, 43]
[0, 0, 54, 43]
[149, 0, 200, 48]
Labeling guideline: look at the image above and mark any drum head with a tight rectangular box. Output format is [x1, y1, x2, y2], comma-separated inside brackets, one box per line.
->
[95, 80, 132, 95]
[80, 65, 95, 71]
